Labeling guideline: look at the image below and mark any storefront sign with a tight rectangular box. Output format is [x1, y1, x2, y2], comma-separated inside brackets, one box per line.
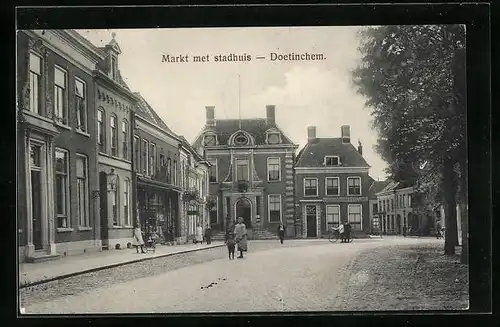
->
[187, 210, 199, 215]
[324, 196, 368, 203]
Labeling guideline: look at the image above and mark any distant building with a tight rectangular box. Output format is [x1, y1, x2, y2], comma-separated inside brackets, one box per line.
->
[368, 180, 391, 234]
[294, 125, 372, 238]
[376, 181, 399, 234]
[192, 105, 298, 239]
[17, 30, 102, 262]
[94, 33, 139, 250]
[178, 137, 211, 242]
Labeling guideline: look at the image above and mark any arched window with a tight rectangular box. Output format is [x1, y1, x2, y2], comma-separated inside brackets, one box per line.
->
[110, 114, 118, 157]
[97, 108, 106, 153]
[122, 119, 129, 160]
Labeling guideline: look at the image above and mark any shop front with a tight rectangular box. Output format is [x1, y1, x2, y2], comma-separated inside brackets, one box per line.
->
[136, 177, 181, 244]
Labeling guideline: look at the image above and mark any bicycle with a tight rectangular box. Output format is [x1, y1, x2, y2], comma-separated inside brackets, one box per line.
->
[328, 228, 340, 243]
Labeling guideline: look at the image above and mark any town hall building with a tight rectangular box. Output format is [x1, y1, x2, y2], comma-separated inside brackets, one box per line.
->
[192, 105, 298, 239]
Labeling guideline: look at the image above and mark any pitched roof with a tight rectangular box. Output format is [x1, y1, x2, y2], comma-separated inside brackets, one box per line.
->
[295, 138, 370, 168]
[193, 119, 295, 147]
[368, 180, 391, 198]
[134, 93, 175, 134]
[378, 181, 400, 194]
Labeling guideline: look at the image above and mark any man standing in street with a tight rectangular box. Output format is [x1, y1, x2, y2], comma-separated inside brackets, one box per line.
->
[403, 224, 407, 237]
[277, 222, 286, 244]
[205, 224, 212, 245]
[339, 222, 345, 243]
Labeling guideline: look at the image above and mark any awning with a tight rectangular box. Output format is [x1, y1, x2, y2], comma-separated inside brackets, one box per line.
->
[137, 176, 183, 193]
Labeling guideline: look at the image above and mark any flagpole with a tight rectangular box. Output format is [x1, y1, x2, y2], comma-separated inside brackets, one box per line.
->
[238, 74, 241, 130]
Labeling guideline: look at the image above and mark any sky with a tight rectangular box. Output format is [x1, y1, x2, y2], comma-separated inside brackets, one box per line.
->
[77, 27, 388, 180]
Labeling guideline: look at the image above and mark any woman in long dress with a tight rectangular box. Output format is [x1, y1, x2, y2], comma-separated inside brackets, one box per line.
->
[132, 222, 146, 254]
[234, 216, 248, 258]
[195, 224, 204, 244]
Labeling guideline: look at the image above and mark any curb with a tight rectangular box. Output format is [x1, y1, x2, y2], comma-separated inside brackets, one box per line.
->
[20, 243, 225, 289]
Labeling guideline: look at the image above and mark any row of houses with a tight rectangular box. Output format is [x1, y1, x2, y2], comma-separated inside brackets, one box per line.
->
[17, 29, 448, 263]
[17, 30, 211, 263]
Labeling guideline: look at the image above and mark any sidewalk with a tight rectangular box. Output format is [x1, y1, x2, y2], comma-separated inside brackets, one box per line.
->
[19, 242, 224, 287]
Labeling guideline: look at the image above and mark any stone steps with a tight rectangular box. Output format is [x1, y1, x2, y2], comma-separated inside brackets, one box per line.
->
[25, 253, 61, 263]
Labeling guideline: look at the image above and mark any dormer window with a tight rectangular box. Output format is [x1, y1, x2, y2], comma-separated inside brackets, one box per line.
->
[234, 133, 249, 146]
[203, 133, 217, 146]
[324, 156, 340, 166]
[265, 129, 282, 145]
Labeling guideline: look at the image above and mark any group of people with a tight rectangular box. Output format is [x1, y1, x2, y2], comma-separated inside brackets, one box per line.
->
[334, 221, 352, 243]
[194, 224, 213, 245]
[225, 217, 248, 259]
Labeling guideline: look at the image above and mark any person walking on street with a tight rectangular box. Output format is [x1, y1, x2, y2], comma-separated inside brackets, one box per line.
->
[277, 222, 286, 244]
[132, 222, 146, 254]
[338, 222, 345, 243]
[402, 224, 407, 237]
[234, 217, 248, 258]
[205, 224, 212, 245]
[344, 222, 352, 242]
[195, 224, 203, 244]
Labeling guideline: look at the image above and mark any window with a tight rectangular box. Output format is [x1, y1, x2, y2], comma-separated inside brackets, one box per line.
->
[268, 195, 281, 222]
[348, 204, 362, 231]
[97, 109, 105, 152]
[234, 133, 249, 145]
[150, 143, 156, 176]
[325, 177, 340, 196]
[173, 159, 177, 184]
[236, 159, 248, 181]
[55, 149, 69, 228]
[133, 136, 139, 171]
[326, 205, 340, 229]
[408, 194, 412, 208]
[372, 203, 378, 214]
[267, 157, 281, 181]
[142, 139, 148, 175]
[122, 120, 128, 160]
[209, 160, 217, 183]
[347, 177, 361, 196]
[304, 178, 318, 196]
[29, 52, 42, 114]
[391, 199, 394, 211]
[267, 133, 280, 145]
[123, 179, 131, 226]
[75, 78, 87, 132]
[324, 156, 340, 166]
[54, 66, 67, 124]
[112, 175, 119, 226]
[76, 154, 89, 227]
[110, 115, 117, 156]
[203, 134, 216, 146]
[256, 196, 261, 215]
[167, 157, 172, 181]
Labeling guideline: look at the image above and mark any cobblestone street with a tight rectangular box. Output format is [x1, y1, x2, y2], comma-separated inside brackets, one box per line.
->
[20, 237, 462, 314]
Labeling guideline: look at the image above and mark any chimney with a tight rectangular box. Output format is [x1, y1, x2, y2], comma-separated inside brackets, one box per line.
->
[266, 105, 275, 125]
[307, 126, 316, 142]
[341, 125, 351, 143]
[358, 140, 363, 156]
[206, 106, 215, 127]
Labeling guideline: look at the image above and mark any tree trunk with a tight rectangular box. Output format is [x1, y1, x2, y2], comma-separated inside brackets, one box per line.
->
[443, 158, 459, 255]
[459, 161, 468, 264]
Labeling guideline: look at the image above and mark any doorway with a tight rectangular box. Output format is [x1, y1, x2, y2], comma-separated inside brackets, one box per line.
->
[305, 205, 317, 238]
[99, 171, 109, 248]
[235, 198, 252, 228]
[29, 143, 43, 250]
[396, 214, 402, 234]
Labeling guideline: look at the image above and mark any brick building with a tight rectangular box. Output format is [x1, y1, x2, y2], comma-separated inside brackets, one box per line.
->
[133, 93, 183, 244]
[192, 105, 298, 239]
[17, 30, 101, 262]
[93, 34, 139, 250]
[294, 126, 371, 238]
[178, 137, 211, 242]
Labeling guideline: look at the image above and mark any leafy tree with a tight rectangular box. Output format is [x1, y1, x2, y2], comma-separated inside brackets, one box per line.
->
[352, 25, 467, 258]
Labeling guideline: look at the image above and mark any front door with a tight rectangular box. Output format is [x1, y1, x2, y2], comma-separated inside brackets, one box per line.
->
[306, 205, 317, 238]
[235, 198, 252, 228]
[99, 171, 109, 247]
[29, 144, 43, 250]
